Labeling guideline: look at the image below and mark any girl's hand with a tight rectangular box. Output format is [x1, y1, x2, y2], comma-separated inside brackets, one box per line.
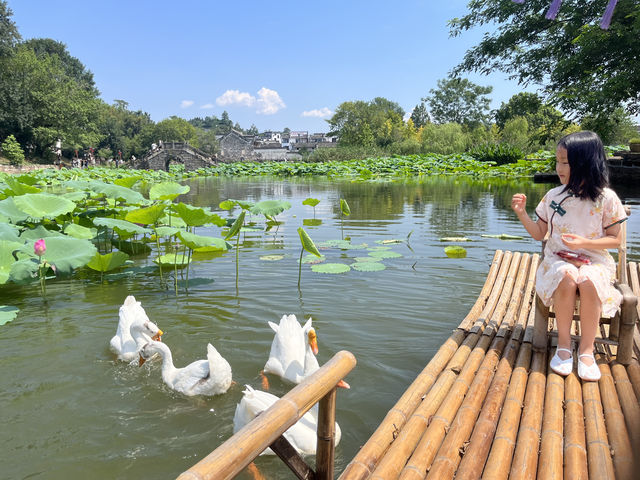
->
[561, 233, 588, 249]
[511, 194, 527, 215]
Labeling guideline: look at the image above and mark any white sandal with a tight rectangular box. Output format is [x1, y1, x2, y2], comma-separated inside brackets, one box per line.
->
[578, 353, 601, 381]
[550, 347, 573, 376]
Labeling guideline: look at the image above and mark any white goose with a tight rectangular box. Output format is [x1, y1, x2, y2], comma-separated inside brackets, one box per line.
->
[139, 340, 232, 396]
[233, 385, 341, 455]
[263, 315, 349, 389]
[109, 295, 163, 362]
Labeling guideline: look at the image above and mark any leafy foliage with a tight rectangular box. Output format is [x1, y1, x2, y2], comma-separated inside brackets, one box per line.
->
[424, 77, 492, 127]
[1, 134, 24, 165]
[468, 143, 524, 165]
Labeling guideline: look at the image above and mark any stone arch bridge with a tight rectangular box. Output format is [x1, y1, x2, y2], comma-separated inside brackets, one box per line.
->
[134, 142, 217, 171]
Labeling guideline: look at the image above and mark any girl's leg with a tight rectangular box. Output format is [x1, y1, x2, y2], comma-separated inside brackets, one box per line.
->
[577, 279, 601, 366]
[552, 274, 578, 359]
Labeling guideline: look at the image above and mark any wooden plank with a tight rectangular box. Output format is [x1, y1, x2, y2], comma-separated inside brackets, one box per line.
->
[583, 372, 616, 480]
[610, 361, 640, 461]
[470, 251, 513, 334]
[537, 369, 564, 480]
[270, 435, 316, 480]
[316, 389, 337, 480]
[564, 371, 588, 480]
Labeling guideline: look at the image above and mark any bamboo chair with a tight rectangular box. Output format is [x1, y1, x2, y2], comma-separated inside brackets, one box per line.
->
[532, 206, 638, 365]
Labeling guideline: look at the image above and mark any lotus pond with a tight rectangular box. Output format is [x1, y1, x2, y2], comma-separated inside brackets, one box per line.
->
[1, 174, 638, 480]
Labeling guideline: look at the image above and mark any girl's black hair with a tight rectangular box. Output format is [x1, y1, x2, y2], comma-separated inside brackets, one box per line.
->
[557, 130, 609, 201]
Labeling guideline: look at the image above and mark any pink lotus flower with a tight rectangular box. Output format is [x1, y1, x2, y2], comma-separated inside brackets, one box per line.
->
[34, 239, 46, 256]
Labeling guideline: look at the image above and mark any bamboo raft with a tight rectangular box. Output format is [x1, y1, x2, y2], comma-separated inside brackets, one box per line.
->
[178, 250, 640, 480]
[339, 250, 640, 480]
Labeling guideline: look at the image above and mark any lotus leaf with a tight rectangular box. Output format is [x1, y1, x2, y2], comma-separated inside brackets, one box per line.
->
[480, 234, 524, 240]
[352, 256, 381, 263]
[340, 198, 351, 216]
[93, 217, 152, 235]
[15, 174, 37, 185]
[259, 254, 285, 261]
[87, 251, 129, 272]
[149, 182, 190, 201]
[159, 214, 187, 228]
[0, 240, 23, 284]
[125, 204, 166, 225]
[375, 239, 402, 244]
[88, 181, 145, 204]
[20, 225, 65, 240]
[297, 227, 321, 257]
[13, 193, 75, 220]
[250, 200, 291, 218]
[27, 237, 97, 274]
[302, 198, 320, 207]
[114, 176, 142, 188]
[218, 200, 236, 210]
[368, 246, 392, 251]
[224, 211, 246, 240]
[299, 254, 326, 264]
[368, 250, 403, 259]
[155, 226, 182, 237]
[352, 262, 386, 272]
[192, 239, 230, 252]
[302, 219, 322, 227]
[9, 258, 39, 284]
[3, 177, 41, 195]
[0, 197, 29, 223]
[172, 203, 226, 227]
[444, 246, 467, 258]
[177, 231, 221, 250]
[111, 240, 152, 255]
[311, 263, 351, 274]
[176, 278, 215, 288]
[0, 305, 19, 325]
[154, 253, 191, 268]
[0, 223, 20, 242]
[64, 224, 97, 240]
[439, 237, 473, 242]
[62, 191, 91, 202]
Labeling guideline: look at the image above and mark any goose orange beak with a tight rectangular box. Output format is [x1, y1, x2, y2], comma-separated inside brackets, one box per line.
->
[308, 330, 319, 355]
[337, 379, 350, 389]
[152, 329, 163, 342]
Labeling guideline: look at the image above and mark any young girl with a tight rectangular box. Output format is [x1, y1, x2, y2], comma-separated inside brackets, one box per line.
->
[511, 131, 627, 381]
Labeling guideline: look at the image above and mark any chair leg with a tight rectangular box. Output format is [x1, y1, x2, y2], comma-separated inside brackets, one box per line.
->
[616, 283, 638, 365]
[533, 294, 550, 351]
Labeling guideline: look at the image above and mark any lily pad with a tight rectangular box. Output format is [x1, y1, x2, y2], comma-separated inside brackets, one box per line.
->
[154, 253, 192, 268]
[299, 254, 326, 264]
[311, 263, 351, 274]
[444, 246, 467, 258]
[368, 250, 403, 259]
[352, 262, 386, 272]
[352, 256, 381, 263]
[0, 305, 19, 326]
[259, 254, 285, 261]
[439, 237, 473, 242]
[303, 219, 322, 227]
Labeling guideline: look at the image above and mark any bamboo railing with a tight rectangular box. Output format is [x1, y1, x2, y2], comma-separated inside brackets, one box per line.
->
[176, 350, 356, 480]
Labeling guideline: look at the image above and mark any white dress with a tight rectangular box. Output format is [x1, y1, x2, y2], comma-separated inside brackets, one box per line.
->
[534, 186, 627, 317]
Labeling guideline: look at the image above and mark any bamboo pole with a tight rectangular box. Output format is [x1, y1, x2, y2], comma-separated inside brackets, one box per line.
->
[366, 329, 485, 479]
[563, 371, 588, 480]
[338, 329, 466, 480]
[582, 367, 616, 480]
[396, 334, 501, 480]
[427, 331, 519, 480]
[177, 351, 356, 480]
[498, 253, 534, 338]
[610, 361, 640, 460]
[442, 255, 532, 480]
[596, 354, 635, 480]
[627, 360, 640, 402]
[469, 251, 514, 334]
[628, 261, 639, 319]
[340, 251, 509, 480]
[481, 342, 532, 480]
[537, 369, 564, 480]
[509, 349, 547, 480]
[316, 388, 337, 480]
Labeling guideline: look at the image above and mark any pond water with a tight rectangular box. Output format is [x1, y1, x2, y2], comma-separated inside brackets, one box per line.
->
[1, 176, 638, 480]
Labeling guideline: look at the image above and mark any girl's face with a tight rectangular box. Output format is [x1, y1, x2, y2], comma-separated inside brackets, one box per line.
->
[555, 146, 570, 185]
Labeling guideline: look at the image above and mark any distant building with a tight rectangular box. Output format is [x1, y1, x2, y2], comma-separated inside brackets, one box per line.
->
[217, 130, 255, 161]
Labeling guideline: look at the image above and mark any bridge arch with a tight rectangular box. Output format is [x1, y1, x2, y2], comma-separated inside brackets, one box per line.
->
[135, 142, 216, 171]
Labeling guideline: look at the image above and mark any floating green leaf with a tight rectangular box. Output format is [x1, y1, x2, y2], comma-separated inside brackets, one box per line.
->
[260, 254, 285, 261]
[352, 256, 380, 263]
[352, 262, 386, 272]
[311, 263, 351, 274]
[250, 199, 291, 218]
[13, 193, 75, 220]
[298, 227, 321, 257]
[64, 224, 97, 240]
[149, 182, 190, 201]
[369, 250, 403, 259]
[154, 253, 191, 268]
[480, 234, 524, 240]
[192, 239, 230, 252]
[444, 246, 467, 258]
[0, 305, 19, 325]
[299, 254, 326, 264]
[93, 217, 152, 235]
[440, 237, 473, 242]
[375, 239, 402, 244]
[125, 204, 166, 225]
[302, 198, 320, 207]
[303, 219, 322, 227]
[87, 251, 129, 272]
[340, 198, 351, 216]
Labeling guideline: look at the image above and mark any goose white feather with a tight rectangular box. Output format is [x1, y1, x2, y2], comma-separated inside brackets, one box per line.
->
[109, 295, 162, 362]
[233, 385, 341, 455]
[140, 340, 232, 396]
[263, 314, 319, 384]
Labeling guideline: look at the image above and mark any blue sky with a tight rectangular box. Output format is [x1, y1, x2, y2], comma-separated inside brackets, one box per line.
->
[9, 0, 531, 133]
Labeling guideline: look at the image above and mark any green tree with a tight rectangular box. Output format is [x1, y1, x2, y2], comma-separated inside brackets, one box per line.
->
[96, 100, 153, 159]
[424, 77, 492, 127]
[410, 102, 430, 129]
[0, 0, 20, 57]
[246, 124, 259, 136]
[152, 117, 199, 146]
[1, 133, 24, 165]
[580, 107, 639, 145]
[449, 0, 640, 120]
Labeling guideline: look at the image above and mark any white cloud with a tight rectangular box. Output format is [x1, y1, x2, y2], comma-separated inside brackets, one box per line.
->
[200, 103, 215, 109]
[301, 107, 333, 118]
[216, 90, 256, 107]
[180, 100, 194, 108]
[256, 87, 286, 115]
